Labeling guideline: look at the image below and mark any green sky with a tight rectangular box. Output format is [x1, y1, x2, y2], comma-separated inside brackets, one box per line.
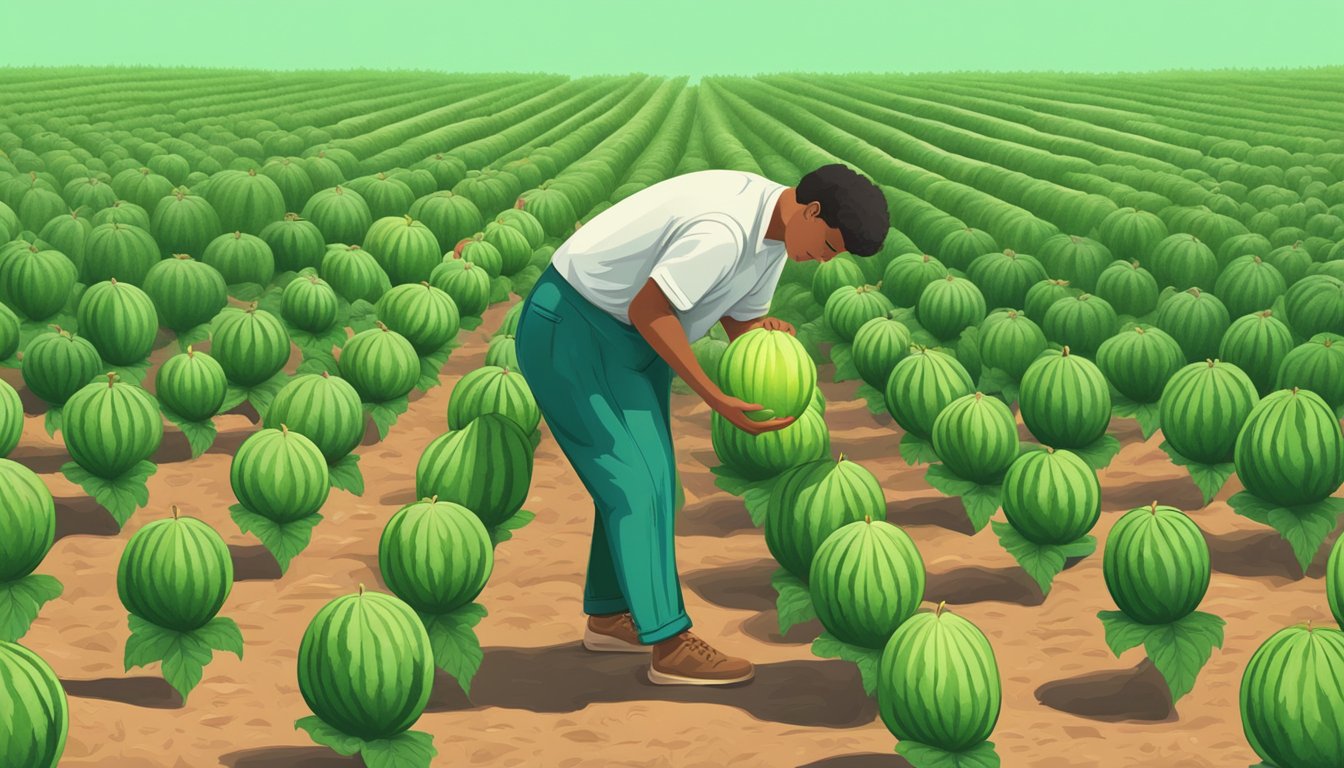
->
[3, 0, 1342, 78]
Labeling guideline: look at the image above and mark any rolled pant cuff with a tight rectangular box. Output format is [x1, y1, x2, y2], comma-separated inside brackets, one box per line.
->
[583, 597, 630, 616]
[638, 612, 692, 645]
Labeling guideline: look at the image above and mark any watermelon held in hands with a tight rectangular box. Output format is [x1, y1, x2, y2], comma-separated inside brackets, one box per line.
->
[0, 640, 69, 768]
[717, 327, 817, 422]
[809, 515, 925, 650]
[1102, 503, 1210, 625]
[297, 587, 434, 742]
[378, 497, 494, 614]
[116, 506, 233, 632]
[1240, 624, 1344, 768]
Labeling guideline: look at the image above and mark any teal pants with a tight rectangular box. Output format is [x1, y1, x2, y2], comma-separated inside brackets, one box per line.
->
[514, 266, 692, 645]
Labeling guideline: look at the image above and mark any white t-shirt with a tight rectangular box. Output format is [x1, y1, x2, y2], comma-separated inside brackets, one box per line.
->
[550, 169, 789, 341]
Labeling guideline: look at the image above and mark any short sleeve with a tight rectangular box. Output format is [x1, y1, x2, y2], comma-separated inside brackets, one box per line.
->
[649, 220, 742, 312]
[725, 259, 786, 322]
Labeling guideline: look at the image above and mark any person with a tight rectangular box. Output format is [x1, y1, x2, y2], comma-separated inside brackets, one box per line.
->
[514, 164, 889, 685]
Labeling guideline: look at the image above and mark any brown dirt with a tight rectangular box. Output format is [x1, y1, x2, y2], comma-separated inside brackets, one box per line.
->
[8, 301, 1338, 767]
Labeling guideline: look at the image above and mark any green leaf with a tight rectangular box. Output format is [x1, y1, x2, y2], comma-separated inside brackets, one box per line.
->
[742, 484, 773, 528]
[162, 409, 217, 459]
[123, 614, 237, 702]
[1229, 493, 1344, 573]
[459, 315, 484, 332]
[347, 299, 379, 333]
[296, 715, 365, 757]
[105, 358, 152, 385]
[286, 324, 347, 360]
[854, 382, 888, 415]
[420, 603, 487, 696]
[61, 460, 157, 528]
[364, 397, 410, 441]
[176, 323, 212, 351]
[1110, 390, 1163, 440]
[246, 371, 290, 421]
[709, 462, 763, 497]
[1144, 611, 1226, 703]
[361, 730, 438, 768]
[896, 740, 1000, 768]
[992, 522, 1095, 596]
[899, 433, 937, 466]
[43, 406, 62, 438]
[831, 342, 859, 382]
[1158, 440, 1235, 507]
[977, 367, 1018, 406]
[488, 509, 535, 546]
[1071, 434, 1122, 471]
[1097, 610, 1152, 657]
[297, 347, 340, 376]
[0, 574, 64, 642]
[811, 632, 883, 697]
[0, 353, 20, 369]
[416, 341, 459, 392]
[195, 616, 245, 659]
[328, 453, 364, 496]
[229, 504, 323, 574]
[488, 276, 512, 305]
[772, 567, 817, 636]
[925, 463, 1000, 532]
[218, 385, 249, 414]
[228, 282, 266, 302]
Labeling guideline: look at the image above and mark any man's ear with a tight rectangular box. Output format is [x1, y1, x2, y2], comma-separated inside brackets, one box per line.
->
[804, 200, 822, 220]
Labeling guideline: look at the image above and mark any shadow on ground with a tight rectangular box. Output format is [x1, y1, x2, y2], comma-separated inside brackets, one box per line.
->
[681, 557, 777, 611]
[219, 746, 361, 767]
[797, 754, 912, 768]
[925, 566, 1045, 607]
[1034, 659, 1176, 722]
[62, 676, 183, 709]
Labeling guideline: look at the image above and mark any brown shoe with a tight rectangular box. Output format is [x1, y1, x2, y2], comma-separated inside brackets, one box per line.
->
[583, 612, 645, 653]
[648, 630, 754, 685]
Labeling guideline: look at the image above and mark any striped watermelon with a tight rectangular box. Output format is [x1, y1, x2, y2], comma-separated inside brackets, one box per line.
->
[978, 310, 1047, 380]
[21, 328, 102, 407]
[936, 227, 998, 272]
[63, 373, 163, 478]
[917, 275, 987, 341]
[1159, 360, 1259, 464]
[416, 413, 534, 529]
[259, 213, 327, 273]
[447, 365, 538, 434]
[824, 285, 894, 342]
[1155, 288, 1231, 364]
[297, 588, 433, 741]
[881, 253, 948, 308]
[516, 185, 578, 240]
[1019, 348, 1111, 448]
[1001, 448, 1101, 544]
[201, 168, 286, 235]
[1218, 311, 1294, 396]
[265, 373, 364, 464]
[1240, 624, 1344, 768]
[711, 407, 830, 481]
[877, 604, 1001, 753]
[495, 207, 545, 250]
[931, 393, 1020, 483]
[967, 249, 1048, 311]
[201, 231, 275, 287]
[302, 186, 373, 246]
[0, 640, 69, 768]
[1041, 294, 1118, 358]
[75, 279, 158, 365]
[210, 305, 290, 388]
[155, 347, 227, 422]
[1094, 259, 1160, 317]
[410, 192, 483, 253]
[810, 253, 866, 305]
[1023, 279, 1080, 321]
[320, 245, 389, 304]
[1149, 234, 1218, 291]
[0, 381, 20, 457]
[338, 324, 420, 403]
[454, 235, 503, 278]
[485, 335, 519, 371]
[717, 328, 817, 422]
[1036, 234, 1113, 292]
[116, 507, 232, 631]
[348, 174, 414, 220]
[1234, 388, 1344, 507]
[1096, 207, 1169, 264]
[429, 257, 491, 318]
[496, 302, 525, 339]
[379, 498, 493, 613]
[1103, 504, 1209, 624]
[1096, 324, 1185, 403]
[809, 516, 925, 649]
[765, 456, 886, 581]
[375, 282, 460, 355]
[1, 246, 76, 320]
[150, 189, 222, 259]
[1276, 333, 1344, 413]
[1265, 241, 1313, 286]
[1331, 538, 1344, 628]
[1282, 275, 1344, 339]
[884, 347, 975, 440]
[1214, 255, 1286, 319]
[231, 426, 330, 523]
[280, 272, 340, 334]
[482, 221, 531, 276]
[142, 255, 228, 334]
[852, 314, 912, 390]
[0, 458, 56, 581]
[364, 215, 442, 286]
[82, 223, 159, 285]
[0, 303, 18, 361]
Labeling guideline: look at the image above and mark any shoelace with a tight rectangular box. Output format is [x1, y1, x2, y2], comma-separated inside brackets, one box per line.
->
[681, 633, 720, 661]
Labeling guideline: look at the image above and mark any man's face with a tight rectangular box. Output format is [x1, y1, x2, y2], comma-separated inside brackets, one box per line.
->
[785, 200, 847, 262]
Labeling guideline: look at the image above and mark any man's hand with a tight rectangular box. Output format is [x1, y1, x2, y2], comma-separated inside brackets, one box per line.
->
[721, 315, 796, 341]
[756, 317, 796, 335]
[706, 390, 797, 435]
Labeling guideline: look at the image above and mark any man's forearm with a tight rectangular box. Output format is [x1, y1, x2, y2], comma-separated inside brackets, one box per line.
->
[628, 280, 722, 403]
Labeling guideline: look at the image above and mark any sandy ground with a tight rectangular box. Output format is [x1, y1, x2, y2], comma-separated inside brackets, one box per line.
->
[6, 299, 1340, 768]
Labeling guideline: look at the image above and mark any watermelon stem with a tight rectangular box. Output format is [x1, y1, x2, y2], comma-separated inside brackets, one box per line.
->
[171, 505, 180, 520]
[934, 601, 946, 616]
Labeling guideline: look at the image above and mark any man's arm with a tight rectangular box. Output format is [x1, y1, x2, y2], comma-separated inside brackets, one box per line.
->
[720, 315, 796, 342]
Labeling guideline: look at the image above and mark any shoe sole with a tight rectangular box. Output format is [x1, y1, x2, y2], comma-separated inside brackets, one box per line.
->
[647, 666, 755, 686]
[582, 626, 647, 654]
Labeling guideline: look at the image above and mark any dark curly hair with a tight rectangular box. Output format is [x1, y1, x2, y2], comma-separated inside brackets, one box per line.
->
[796, 164, 889, 256]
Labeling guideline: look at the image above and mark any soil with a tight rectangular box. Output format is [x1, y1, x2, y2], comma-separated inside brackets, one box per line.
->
[8, 299, 1336, 768]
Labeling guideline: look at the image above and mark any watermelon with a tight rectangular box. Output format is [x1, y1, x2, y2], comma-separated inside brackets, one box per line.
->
[1218, 311, 1294, 396]
[1023, 279, 1080, 321]
[1159, 360, 1259, 464]
[63, 373, 163, 479]
[710, 407, 830, 481]
[1276, 333, 1344, 413]
[454, 235, 503, 278]
[1103, 504, 1210, 624]
[201, 230, 275, 287]
[1234, 388, 1344, 507]
[259, 158, 315, 212]
[485, 335, 518, 371]
[0, 458, 56, 581]
[1, 246, 76, 320]
[1096, 324, 1185, 403]
[280, 272, 340, 334]
[347, 174, 415, 220]
[1001, 448, 1101, 544]
[260, 213, 327, 273]
[967, 249, 1048, 311]
[717, 328, 817, 421]
[446, 365, 538, 434]
[110, 167, 174, 214]
[75, 279, 158, 365]
[81, 222, 160, 285]
[409, 192, 483, 253]
[936, 227, 998, 272]
[416, 413, 534, 529]
[116, 508, 232, 631]
[1041, 293, 1118, 359]
[1155, 288, 1231, 363]
[0, 381, 20, 456]
[150, 189, 222, 259]
[852, 314, 912, 390]
[1036, 234, 1113, 291]
[1214, 255, 1286, 318]
[877, 604, 1001, 754]
[1282, 274, 1344, 339]
[375, 282, 460, 355]
[1148, 234, 1218, 291]
[1097, 207, 1169, 263]
[297, 588, 433, 741]
[811, 256, 865, 306]
[379, 498, 493, 613]
[0, 640, 69, 768]
[1240, 624, 1344, 768]
[1331, 538, 1344, 629]
[1265, 241, 1313, 285]
[978, 310, 1047, 380]
[1019, 348, 1111, 448]
[210, 305, 290, 388]
[916, 275, 987, 341]
[495, 206, 546, 250]
[516, 185, 578, 240]
[202, 168, 285, 235]
[1094, 260, 1160, 317]
[155, 347, 227, 422]
[429, 257, 491, 318]
[809, 516, 925, 649]
[265, 372, 364, 464]
[142, 255, 228, 334]
[363, 215, 442, 286]
[931, 392, 1020, 483]
[320, 244, 389, 304]
[824, 285, 894, 342]
[0, 304, 18, 361]
[884, 347, 975, 440]
[339, 324, 420, 403]
[302, 186, 373, 246]
[764, 456, 886, 581]
[881, 252, 948, 308]
[231, 426, 331, 523]
[482, 220, 531, 276]
[20, 328, 102, 407]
